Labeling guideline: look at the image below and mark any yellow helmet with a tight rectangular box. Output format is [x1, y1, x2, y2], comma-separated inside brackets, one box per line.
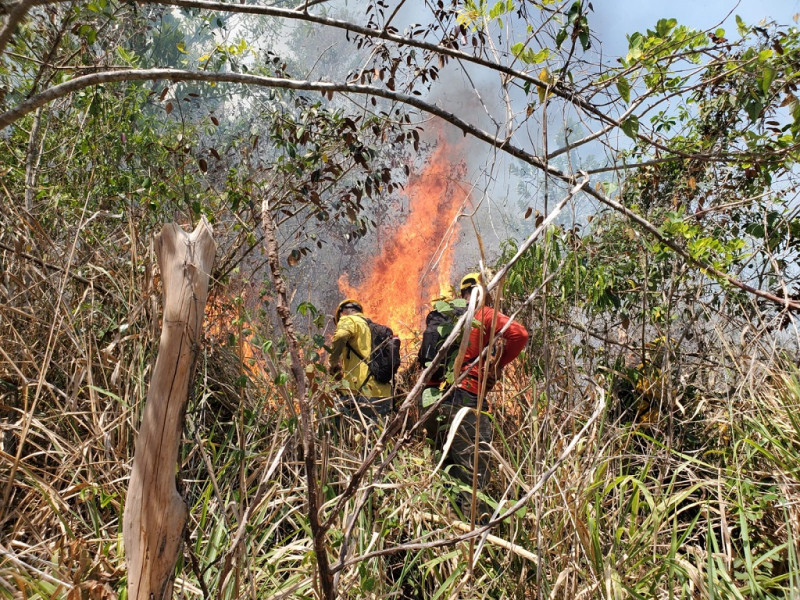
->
[336, 298, 363, 321]
[459, 272, 481, 292]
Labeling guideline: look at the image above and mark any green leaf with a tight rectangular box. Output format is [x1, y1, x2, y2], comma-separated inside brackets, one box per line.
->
[515, 45, 550, 65]
[744, 97, 763, 122]
[601, 181, 618, 196]
[655, 18, 678, 37]
[567, 1, 581, 25]
[745, 223, 766, 239]
[434, 300, 454, 313]
[736, 14, 748, 36]
[626, 33, 644, 62]
[529, 48, 550, 63]
[621, 115, 639, 139]
[489, 0, 505, 19]
[761, 66, 776, 94]
[436, 323, 454, 338]
[555, 27, 568, 49]
[616, 76, 631, 103]
[87, 385, 122, 401]
[115, 46, 138, 66]
[297, 301, 311, 316]
[578, 26, 590, 51]
[78, 24, 97, 44]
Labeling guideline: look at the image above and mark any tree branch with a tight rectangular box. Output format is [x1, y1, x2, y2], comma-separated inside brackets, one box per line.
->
[0, 0, 35, 57]
[0, 240, 114, 297]
[260, 194, 334, 600]
[3, 0, 775, 171]
[2, 69, 795, 313]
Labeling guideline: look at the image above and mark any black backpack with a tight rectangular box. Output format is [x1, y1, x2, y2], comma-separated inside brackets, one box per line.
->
[418, 300, 466, 382]
[348, 317, 401, 387]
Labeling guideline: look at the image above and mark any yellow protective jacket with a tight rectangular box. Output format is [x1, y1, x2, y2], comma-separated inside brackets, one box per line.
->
[330, 312, 392, 398]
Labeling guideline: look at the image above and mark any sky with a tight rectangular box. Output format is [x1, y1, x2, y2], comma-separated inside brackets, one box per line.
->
[594, 0, 800, 55]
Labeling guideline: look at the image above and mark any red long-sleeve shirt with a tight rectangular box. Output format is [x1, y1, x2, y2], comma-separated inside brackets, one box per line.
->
[457, 306, 529, 395]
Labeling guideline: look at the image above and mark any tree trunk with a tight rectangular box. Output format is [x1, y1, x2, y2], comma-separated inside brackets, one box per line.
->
[123, 219, 215, 600]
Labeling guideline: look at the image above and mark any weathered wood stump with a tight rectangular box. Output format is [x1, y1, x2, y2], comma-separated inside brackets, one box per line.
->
[123, 219, 215, 600]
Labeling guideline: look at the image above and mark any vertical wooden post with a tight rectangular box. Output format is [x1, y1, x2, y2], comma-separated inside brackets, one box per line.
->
[123, 219, 215, 600]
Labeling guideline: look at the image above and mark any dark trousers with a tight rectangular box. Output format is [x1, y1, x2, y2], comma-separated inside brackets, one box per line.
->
[420, 387, 493, 489]
[338, 394, 392, 423]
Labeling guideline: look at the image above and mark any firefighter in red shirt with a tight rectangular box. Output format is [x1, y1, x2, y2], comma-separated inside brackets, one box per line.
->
[445, 272, 529, 502]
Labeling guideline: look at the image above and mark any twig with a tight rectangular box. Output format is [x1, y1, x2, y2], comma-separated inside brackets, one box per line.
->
[0, 542, 70, 589]
[0, 0, 35, 57]
[420, 512, 539, 565]
[0, 177, 94, 522]
[182, 529, 212, 600]
[23, 106, 43, 211]
[0, 241, 114, 297]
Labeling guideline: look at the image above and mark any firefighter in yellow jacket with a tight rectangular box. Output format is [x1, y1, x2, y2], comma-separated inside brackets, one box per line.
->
[329, 299, 392, 422]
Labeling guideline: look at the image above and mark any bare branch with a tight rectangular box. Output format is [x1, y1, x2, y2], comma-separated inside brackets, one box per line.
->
[260, 194, 334, 600]
[2, 67, 795, 311]
[0, 0, 35, 57]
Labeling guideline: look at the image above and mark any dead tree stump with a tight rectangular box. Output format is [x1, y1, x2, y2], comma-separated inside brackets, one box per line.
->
[123, 219, 215, 600]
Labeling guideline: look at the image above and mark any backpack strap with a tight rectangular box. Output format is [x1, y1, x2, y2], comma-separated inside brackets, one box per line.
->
[345, 315, 369, 361]
[345, 316, 373, 391]
[346, 339, 373, 391]
[345, 340, 365, 361]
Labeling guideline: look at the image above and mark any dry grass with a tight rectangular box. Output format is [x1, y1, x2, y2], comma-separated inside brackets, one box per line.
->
[1, 201, 799, 599]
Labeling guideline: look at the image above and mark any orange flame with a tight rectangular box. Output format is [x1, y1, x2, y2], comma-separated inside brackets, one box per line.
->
[205, 292, 270, 390]
[339, 136, 468, 341]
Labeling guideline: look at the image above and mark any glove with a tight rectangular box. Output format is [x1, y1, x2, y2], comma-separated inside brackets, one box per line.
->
[484, 373, 496, 392]
[484, 366, 502, 392]
[488, 336, 507, 368]
[330, 363, 343, 381]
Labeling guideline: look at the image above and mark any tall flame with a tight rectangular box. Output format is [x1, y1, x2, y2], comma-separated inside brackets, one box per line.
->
[339, 137, 468, 341]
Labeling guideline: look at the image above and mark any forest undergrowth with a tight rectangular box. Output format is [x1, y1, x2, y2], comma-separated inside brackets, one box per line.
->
[1, 221, 799, 599]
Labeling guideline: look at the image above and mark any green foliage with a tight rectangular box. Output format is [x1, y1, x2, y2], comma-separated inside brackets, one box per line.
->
[457, 0, 515, 31]
[614, 18, 800, 307]
[621, 114, 639, 138]
[260, 92, 407, 247]
[511, 42, 550, 65]
[555, 1, 591, 52]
